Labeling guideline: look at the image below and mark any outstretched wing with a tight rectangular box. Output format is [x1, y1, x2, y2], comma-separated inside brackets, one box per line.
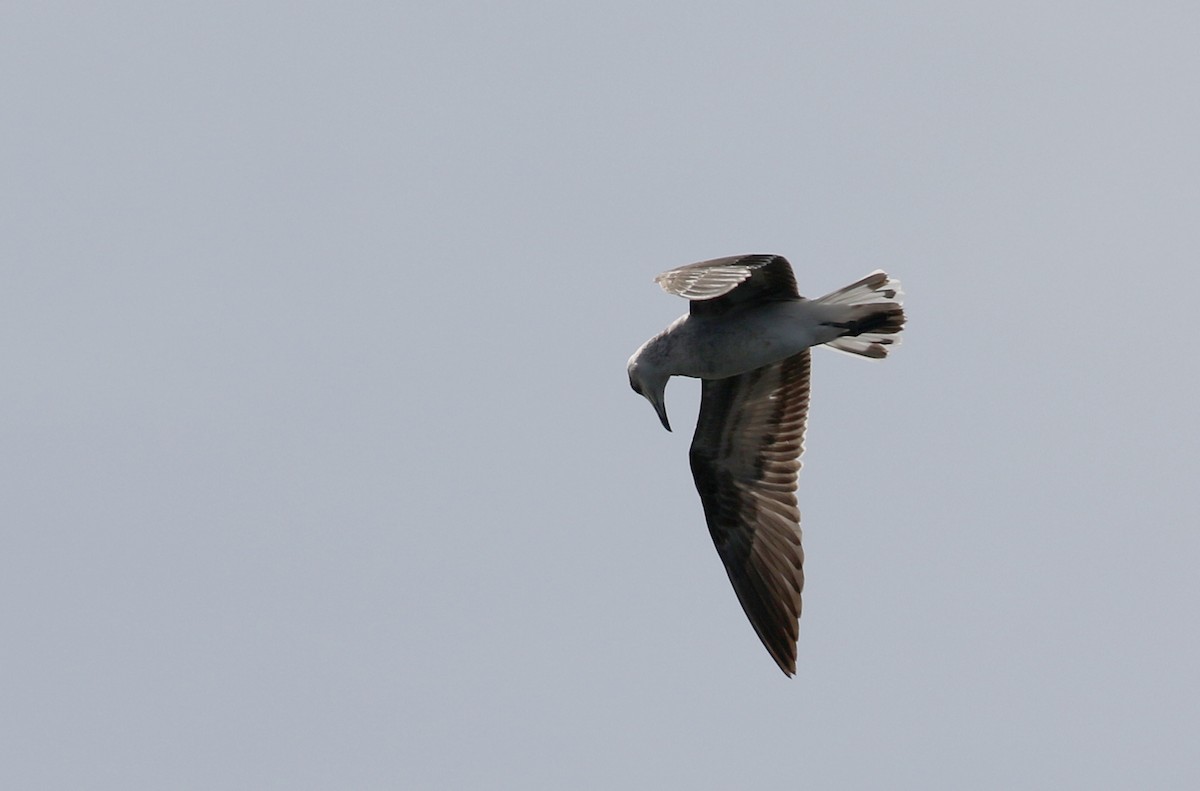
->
[688, 350, 811, 675]
[655, 254, 800, 316]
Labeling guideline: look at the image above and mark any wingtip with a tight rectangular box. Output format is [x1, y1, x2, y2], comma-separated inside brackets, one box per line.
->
[773, 652, 797, 677]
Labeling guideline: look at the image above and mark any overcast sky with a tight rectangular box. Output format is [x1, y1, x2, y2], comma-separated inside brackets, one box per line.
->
[3, 2, 1198, 789]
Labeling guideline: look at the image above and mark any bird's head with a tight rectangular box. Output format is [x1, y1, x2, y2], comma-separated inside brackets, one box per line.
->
[627, 352, 672, 432]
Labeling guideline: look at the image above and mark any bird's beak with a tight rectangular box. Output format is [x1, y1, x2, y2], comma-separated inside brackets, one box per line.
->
[650, 394, 672, 432]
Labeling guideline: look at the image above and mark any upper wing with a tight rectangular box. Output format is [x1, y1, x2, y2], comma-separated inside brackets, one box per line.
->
[655, 254, 800, 316]
[688, 350, 811, 676]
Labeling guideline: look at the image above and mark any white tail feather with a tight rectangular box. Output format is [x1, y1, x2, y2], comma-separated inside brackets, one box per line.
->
[814, 270, 905, 359]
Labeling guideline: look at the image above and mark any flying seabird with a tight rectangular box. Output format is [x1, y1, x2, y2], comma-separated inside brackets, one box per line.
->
[627, 254, 905, 675]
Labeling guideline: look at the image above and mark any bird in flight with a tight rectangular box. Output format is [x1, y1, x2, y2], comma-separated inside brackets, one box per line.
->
[627, 254, 905, 675]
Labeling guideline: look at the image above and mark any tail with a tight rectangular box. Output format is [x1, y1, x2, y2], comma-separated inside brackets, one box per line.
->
[812, 270, 906, 359]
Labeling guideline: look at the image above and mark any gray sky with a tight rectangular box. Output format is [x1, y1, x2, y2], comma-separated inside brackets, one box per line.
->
[4, 2, 1198, 788]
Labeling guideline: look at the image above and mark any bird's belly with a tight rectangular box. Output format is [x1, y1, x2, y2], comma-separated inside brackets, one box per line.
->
[678, 310, 822, 379]
[692, 336, 802, 378]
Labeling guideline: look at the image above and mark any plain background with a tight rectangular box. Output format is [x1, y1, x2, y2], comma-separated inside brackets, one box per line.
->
[3, 2, 1198, 788]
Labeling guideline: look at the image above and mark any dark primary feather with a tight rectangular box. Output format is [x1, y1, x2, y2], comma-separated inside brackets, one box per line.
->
[688, 350, 811, 676]
[655, 254, 801, 317]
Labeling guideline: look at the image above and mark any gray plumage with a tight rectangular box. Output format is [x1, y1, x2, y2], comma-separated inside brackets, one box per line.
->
[627, 254, 905, 675]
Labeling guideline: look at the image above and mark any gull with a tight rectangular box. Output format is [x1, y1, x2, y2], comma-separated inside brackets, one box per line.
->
[627, 254, 905, 675]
